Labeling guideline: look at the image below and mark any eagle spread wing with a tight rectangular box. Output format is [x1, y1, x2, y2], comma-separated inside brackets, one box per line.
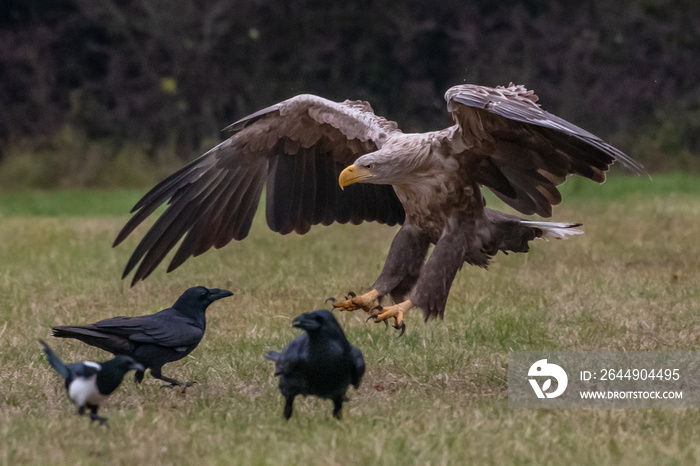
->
[445, 84, 644, 217]
[114, 95, 405, 284]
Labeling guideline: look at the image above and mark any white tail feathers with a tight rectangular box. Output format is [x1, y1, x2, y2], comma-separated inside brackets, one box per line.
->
[520, 221, 584, 240]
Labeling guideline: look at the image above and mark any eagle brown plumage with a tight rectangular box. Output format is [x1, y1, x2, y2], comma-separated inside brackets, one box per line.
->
[114, 83, 643, 334]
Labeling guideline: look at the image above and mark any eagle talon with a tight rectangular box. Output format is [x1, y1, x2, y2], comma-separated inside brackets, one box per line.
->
[368, 300, 413, 336]
[368, 306, 389, 328]
[365, 313, 388, 328]
[331, 289, 379, 313]
[325, 297, 337, 304]
[396, 321, 406, 337]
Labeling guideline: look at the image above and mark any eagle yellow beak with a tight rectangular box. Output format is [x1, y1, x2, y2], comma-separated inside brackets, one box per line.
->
[338, 165, 372, 190]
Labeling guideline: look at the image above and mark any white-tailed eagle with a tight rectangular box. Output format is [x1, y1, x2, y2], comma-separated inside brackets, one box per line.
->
[114, 84, 643, 335]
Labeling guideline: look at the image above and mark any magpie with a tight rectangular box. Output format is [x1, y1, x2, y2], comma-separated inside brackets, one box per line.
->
[40, 339, 143, 425]
[52, 286, 233, 387]
[266, 310, 365, 419]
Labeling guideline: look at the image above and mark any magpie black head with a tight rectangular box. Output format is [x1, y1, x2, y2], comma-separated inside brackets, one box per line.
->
[292, 310, 345, 336]
[98, 355, 144, 380]
[111, 355, 145, 374]
[173, 286, 233, 314]
[96, 355, 144, 395]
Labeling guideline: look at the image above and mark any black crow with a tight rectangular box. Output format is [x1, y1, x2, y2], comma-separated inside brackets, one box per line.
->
[266, 310, 365, 419]
[52, 286, 233, 387]
[40, 340, 143, 425]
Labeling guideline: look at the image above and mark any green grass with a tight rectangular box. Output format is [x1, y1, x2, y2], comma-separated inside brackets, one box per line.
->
[0, 190, 145, 217]
[1, 174, 699, 465]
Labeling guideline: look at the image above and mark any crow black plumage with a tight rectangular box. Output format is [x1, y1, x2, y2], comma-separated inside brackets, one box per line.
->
[51, 286, 232, 387]
[266, 310, 365, 419]
[40, 339, 143, 425]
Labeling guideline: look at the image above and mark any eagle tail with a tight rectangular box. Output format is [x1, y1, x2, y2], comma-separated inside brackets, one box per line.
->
[520, 221, 584, 240]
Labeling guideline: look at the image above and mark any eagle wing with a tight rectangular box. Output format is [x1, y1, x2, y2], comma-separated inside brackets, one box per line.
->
[445, 84, 644, 217]
[114, 95, 405, 284]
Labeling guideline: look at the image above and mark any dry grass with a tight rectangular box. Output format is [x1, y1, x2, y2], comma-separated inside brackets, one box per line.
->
[0, 175, 699, 465]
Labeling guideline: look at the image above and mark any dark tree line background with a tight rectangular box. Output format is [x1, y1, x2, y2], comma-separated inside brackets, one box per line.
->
[1, 0, 699, 176]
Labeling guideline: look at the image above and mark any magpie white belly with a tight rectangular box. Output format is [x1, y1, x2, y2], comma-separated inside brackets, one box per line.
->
[68, 375, 105, 407]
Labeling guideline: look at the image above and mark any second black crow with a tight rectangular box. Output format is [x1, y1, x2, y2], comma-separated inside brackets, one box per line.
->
[40, 339, 143, 425]
[52, 286, 233, 387]
[266, 310, 365, 419]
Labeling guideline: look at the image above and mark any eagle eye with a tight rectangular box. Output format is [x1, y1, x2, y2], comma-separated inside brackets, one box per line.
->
[365, 164, 373, 170]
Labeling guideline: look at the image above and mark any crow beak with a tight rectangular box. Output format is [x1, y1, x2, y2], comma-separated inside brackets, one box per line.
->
[131, 361, 145, 372]
[292, 313, 320, 331]
[207, 289, 234, 302]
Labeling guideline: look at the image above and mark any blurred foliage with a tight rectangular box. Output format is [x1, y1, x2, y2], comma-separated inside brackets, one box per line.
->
[1, 0, 699, 181]
[0, 127, 182, 189]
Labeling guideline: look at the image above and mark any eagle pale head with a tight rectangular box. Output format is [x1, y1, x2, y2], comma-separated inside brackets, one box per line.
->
[339, 136, 425, 189]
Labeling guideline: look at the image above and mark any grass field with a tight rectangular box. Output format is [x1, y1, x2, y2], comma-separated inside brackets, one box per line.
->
[1, 173, 699, 465]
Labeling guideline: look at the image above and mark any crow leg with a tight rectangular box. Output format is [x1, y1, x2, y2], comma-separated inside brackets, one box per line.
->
[151, 367, 194, 388]
[284, 396, 295, 420]
[134, 370, 145, 384]
[332, 397, 343, 419]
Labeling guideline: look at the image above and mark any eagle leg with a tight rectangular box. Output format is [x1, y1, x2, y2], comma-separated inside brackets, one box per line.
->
[331, 289, 379, 313]
[367, 300, 413, 336]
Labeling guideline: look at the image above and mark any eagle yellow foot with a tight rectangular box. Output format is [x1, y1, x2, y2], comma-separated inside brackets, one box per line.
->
[367, 300, 414, 337]
[328, 289, 379, 313]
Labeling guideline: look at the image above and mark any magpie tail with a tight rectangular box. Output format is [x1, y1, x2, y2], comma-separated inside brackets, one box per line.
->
[39, 339, 70, 380]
